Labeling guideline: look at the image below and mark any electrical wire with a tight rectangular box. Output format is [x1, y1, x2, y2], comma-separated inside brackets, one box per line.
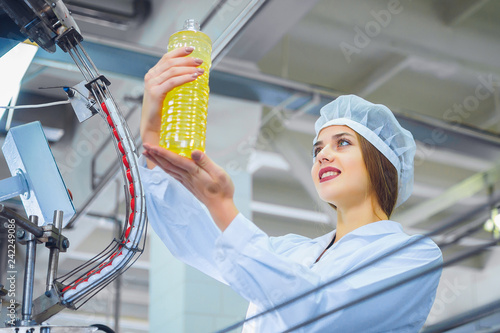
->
[217, 237, 498, 333]
[282, 238, 498, 333]
[216, 199, 500, 333]
[216, 233, 434, 333]
[0, 100, 70, 109]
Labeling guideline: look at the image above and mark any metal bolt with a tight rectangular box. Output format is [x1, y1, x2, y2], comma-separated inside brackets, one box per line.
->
[62, 239, 70, 249]
[3, 222, 8, 229]
[16, 229, 25, 238]
[51, 2, 56, 7]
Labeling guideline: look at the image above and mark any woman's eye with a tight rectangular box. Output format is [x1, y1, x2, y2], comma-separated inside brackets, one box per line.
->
[338, 139, 351, 147]
[313, 147, 322, 157]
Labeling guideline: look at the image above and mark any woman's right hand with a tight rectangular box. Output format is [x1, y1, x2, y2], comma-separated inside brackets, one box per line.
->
[140, 46, 205, 154]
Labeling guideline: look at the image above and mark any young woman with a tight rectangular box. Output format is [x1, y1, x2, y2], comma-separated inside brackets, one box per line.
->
[139, 47, 443, 332]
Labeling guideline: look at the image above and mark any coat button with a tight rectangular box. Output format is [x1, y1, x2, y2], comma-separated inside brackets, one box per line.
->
[215, 250, 226, 262]
[151, 173, 162, 184]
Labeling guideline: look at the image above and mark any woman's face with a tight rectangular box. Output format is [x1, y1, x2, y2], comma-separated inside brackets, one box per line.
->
[311, 125, 371, 208]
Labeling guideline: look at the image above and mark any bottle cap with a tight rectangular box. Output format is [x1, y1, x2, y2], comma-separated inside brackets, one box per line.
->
[183, 19, 201, 32]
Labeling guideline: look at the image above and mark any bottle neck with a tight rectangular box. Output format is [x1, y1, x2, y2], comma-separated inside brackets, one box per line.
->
[183, 19, 200, 32]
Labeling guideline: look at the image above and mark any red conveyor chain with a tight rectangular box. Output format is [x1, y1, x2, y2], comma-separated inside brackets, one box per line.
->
[61, 101, 136, 295]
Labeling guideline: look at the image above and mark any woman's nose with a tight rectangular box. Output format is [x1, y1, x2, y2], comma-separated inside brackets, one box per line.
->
[317, 145, 333, 162]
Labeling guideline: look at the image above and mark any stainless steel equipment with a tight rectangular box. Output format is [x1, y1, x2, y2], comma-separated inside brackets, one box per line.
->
[0, 0, 147, 331]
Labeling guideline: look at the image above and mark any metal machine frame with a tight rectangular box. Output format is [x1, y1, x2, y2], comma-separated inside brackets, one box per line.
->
[0, 0, 147, 331]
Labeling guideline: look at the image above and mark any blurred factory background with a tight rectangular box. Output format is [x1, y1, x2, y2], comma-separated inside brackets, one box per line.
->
[1, 0, 500, 332]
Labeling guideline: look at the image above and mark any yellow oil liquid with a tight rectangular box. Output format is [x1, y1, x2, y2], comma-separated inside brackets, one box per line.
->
[160, 29, 212, 158]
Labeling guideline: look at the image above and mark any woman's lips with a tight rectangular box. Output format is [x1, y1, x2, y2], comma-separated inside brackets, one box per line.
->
[319, 167, 341, 183]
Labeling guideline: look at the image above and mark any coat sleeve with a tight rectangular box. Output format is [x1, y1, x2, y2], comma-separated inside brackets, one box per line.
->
[139, 159, 227, 284]
[214, 214, 443, 332]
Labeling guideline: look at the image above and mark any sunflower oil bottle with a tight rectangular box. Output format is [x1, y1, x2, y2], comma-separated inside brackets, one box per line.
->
[159, 19, 212, 157]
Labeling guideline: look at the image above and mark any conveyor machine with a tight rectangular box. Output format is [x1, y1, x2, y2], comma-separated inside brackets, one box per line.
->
[0, 0, 147, 331]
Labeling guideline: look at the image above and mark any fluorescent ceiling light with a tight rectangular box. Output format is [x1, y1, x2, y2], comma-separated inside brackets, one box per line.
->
[0, 42, 38, 119]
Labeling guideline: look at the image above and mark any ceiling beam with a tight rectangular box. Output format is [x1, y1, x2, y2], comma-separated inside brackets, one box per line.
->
[355, 55, 411, 97]
[271, 129, 337, 225]
[226, 0, 321, 62]
[247, 150, 290, 174]
[210, 0, 271, 66]
[415, 142, 494, 172]
[299, 3, 500, 78]
[439, 0, 491, 26]
[251, 200, 330, 224]
[478, 84, 500, 130]
[393, 162, 500, 227]
[250, 201, 488, 248]
[32, 40, 338, 114]
[137, 0, 212, 47]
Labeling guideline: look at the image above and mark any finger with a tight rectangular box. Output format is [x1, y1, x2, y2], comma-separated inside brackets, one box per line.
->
[150, 66, 204, 91]
[191, 150, 226, 180]
[155, 66, 204, 82]
[143, 150, 204, 194]
[154, 56, 203, 74]
[143, 145, 200, 179]
[143, 150, 186, 180]
[146, 53, 203, 82]
[145, 145, 198, 173]
[155, 73, 199, 95]
[144, 146, 221, 192]
[155, 47, 194, 69]
[143, 146, 185, 172]
[142, 143, 154, 151]
[160, 46, 195, 62]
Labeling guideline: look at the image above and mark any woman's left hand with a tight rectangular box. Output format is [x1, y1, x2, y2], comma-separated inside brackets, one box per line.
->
[142, 144, 239, 231]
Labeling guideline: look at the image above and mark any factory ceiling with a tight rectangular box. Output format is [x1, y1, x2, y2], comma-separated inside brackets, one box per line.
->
[1, 0, 500, 331]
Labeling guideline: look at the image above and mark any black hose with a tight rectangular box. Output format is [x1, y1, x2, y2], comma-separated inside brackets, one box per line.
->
[90, 324, 115, 333]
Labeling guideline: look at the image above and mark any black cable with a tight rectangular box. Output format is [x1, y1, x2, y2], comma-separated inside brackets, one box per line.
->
[216, 198, 500, 333]
[215, 233, 433, 333]
[216, 238, 496, 333]
[90, 324, 115, 333]
[283, 238, 498, 332]
[422, 299, 500, 333]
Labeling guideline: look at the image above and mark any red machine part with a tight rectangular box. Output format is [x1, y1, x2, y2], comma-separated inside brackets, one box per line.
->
[62, 101, 138, 295]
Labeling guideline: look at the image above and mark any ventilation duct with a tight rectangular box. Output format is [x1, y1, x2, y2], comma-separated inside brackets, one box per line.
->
[64, 0, 151, 30]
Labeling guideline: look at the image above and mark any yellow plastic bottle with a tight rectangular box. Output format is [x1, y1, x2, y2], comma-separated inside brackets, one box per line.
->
[160, 19, 212, 157]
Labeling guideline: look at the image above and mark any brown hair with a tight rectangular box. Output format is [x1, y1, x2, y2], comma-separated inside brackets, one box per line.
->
[356, 133, 399, 217]
[327, 133, 399, 217]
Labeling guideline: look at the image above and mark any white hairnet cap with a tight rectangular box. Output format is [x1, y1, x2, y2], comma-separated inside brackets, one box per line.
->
[313, 95, 416, 207]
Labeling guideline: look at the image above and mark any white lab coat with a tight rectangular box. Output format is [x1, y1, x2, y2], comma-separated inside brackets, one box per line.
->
[139, 161, 442, 332]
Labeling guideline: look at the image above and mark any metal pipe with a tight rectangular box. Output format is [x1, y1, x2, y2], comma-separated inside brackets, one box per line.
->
[46, 210, 63, 292]
[0, 220, 8, 293]
[421, 299, 500, 333]
[114, 268, 122, 333]
[393, 107, 500, 148]
[68, 49, 91, 82]
[77, 40, 101, 77]
[0, 174, 29, 201]
[0, 204, 44, 238]
[211, 0, 270, 67]
[279, 238, 499, 333]
[200, 0, 228, 28]
[21, 215, 38, 325]
[65, 130, 141, 229]
[72, 41, 97, 80]
[113, 181, 122, 333]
